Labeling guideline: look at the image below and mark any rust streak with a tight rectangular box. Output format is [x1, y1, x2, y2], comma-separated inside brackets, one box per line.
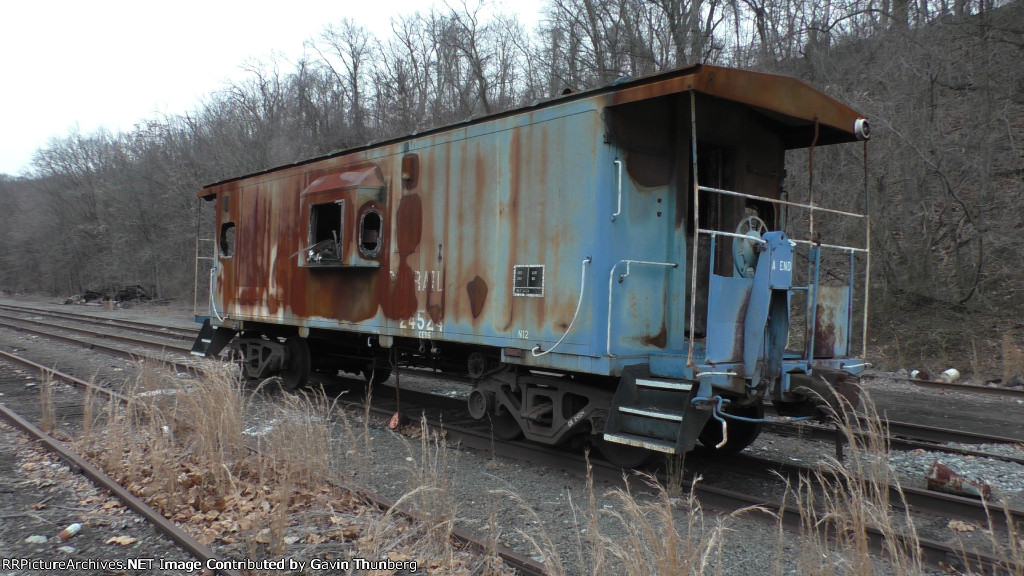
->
[467, 276, 488, 319]
[642, 321, 668, 349]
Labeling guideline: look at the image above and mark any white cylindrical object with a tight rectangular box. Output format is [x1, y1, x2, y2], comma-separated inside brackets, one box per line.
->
[939, 368, 961, 383]
[58, 523, 81, 541]
[854, 118, 871, 140]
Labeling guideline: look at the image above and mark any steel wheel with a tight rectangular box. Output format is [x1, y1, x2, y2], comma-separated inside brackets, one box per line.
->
[489, 407, 523, 440]
[280, 336, 310, 391]
[597, 438, 652, 468]
[362, 366, 392, 386]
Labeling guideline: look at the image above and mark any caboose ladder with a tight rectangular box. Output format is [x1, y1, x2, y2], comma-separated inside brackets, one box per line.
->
[602, 366, 710, 454]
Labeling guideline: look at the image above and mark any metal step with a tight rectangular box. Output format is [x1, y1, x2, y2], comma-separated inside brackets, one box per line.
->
[603, 366, 708, 454]
[189, 319, 236, 358]
[190, 319, 216, 356]
[635, 378, 693, 391]
[618, 405, 685, 422]
[602, 432, 677, 453]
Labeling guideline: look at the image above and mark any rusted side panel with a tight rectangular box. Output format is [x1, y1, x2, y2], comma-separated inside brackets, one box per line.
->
[434, 108, 602, 353]
[813, 285, 851, 358]
[705, 275, 752, 363]
[207, 101, 611, 359]
[198, 63, 867, 377]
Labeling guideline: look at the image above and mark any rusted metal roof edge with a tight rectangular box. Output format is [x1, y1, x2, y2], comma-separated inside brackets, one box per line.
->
[198, 63, 863, 195]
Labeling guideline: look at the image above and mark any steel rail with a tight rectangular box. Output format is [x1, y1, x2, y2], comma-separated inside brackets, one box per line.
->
[765, 419, 1024, 466]
[900, 376, 1024, 399]
[0, 403, 244, 576]
[727, 451, 1024, 529]
[4, 308, 1018, 573]
[882, 418, 1024, 445]
[0, 316, 190, 352]
[702, 450, 1020, 573]
[352, 378, 1019, 575]
[0, 318, 197, 374]
[0, 349, 127, 402]
[0, 302, 196, 339]
[1, 346, 545, 576]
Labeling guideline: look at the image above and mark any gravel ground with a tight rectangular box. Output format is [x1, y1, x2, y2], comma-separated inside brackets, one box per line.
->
[0, 420, 200, 576]
[3, 296, 1023, 575]
[861, 373, 1024, 503]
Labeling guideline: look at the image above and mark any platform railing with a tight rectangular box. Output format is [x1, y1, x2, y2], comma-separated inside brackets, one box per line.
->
[691, 186, 870, 369]
[686, 91, 871, 368]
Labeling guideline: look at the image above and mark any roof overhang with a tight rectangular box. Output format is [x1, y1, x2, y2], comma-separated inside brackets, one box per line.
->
[610, 64, 869, 149]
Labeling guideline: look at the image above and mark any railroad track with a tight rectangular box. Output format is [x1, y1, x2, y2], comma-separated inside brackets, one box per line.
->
[0, 302, 197, 340]
[0, 311, 192, 350]
[0, 314, 196, 375]
[0, 402, 245, 576]
[360, 376, 1021, 573]
[0, 326, 547, 575]
[901, 375, 1024, 399]
[2, 303, 1022, 573]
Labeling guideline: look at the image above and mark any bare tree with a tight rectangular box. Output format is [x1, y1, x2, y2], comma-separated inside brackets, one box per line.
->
[311, 18, 377, 142]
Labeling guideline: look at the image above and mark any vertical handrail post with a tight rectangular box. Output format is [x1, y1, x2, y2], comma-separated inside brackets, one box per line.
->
[687, 90, 700, 366]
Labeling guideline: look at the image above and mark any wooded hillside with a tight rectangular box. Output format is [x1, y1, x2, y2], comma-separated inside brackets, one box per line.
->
[1, 0, 1021, 374]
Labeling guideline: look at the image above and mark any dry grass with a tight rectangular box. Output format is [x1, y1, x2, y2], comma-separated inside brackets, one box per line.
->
[492, 487, 570, 575]
[80, 377, 98, 438]
[71, 360, 516, 573]
[601, 473, 738, 576]
[74, 362, 346, 551]
[493, 454, 763, 576]
[248, 381, 342, 487]
[663, 452, 688, 498]
[493, 389, 972, 576]
[67, 357, 1024, 575]
[361, 376, 376, 479]
[37, 372, 55, 433]
[969, 500, 1024, 575]
[365, 415, 460, 558]
[405, 415, 458, 523]
[357, 415, 520, 575]
[781, 388, 923, 576]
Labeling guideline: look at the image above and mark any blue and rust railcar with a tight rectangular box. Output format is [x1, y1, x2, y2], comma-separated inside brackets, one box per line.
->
[192, 64, 871, 466]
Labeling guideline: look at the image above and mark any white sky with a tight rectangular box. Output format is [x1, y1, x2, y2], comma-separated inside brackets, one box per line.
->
[0, 0, 543, 176]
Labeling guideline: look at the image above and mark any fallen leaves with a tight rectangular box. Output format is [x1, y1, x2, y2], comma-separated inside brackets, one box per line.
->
[947, 519, 976, 532]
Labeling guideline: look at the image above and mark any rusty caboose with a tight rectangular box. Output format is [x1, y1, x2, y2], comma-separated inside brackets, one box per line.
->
[192, 64, 871, 466]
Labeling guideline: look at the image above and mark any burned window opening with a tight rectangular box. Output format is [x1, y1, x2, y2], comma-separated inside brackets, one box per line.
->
[307, 201, 345, 264]
[219, 222, 236, 258]
[359, 209, 383, 257]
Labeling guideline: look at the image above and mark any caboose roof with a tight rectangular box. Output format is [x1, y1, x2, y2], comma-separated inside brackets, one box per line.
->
[609, 64, 866, 149]
[200, 64, 866, 196]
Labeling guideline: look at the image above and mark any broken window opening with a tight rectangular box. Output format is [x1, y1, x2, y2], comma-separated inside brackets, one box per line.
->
[307, 201, 345, 264]
[219, 222, 236, 258]
[359, 209, 383, 257]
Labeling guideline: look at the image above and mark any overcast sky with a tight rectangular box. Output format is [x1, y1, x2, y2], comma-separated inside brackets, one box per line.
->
[0, 0, 542, 176]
